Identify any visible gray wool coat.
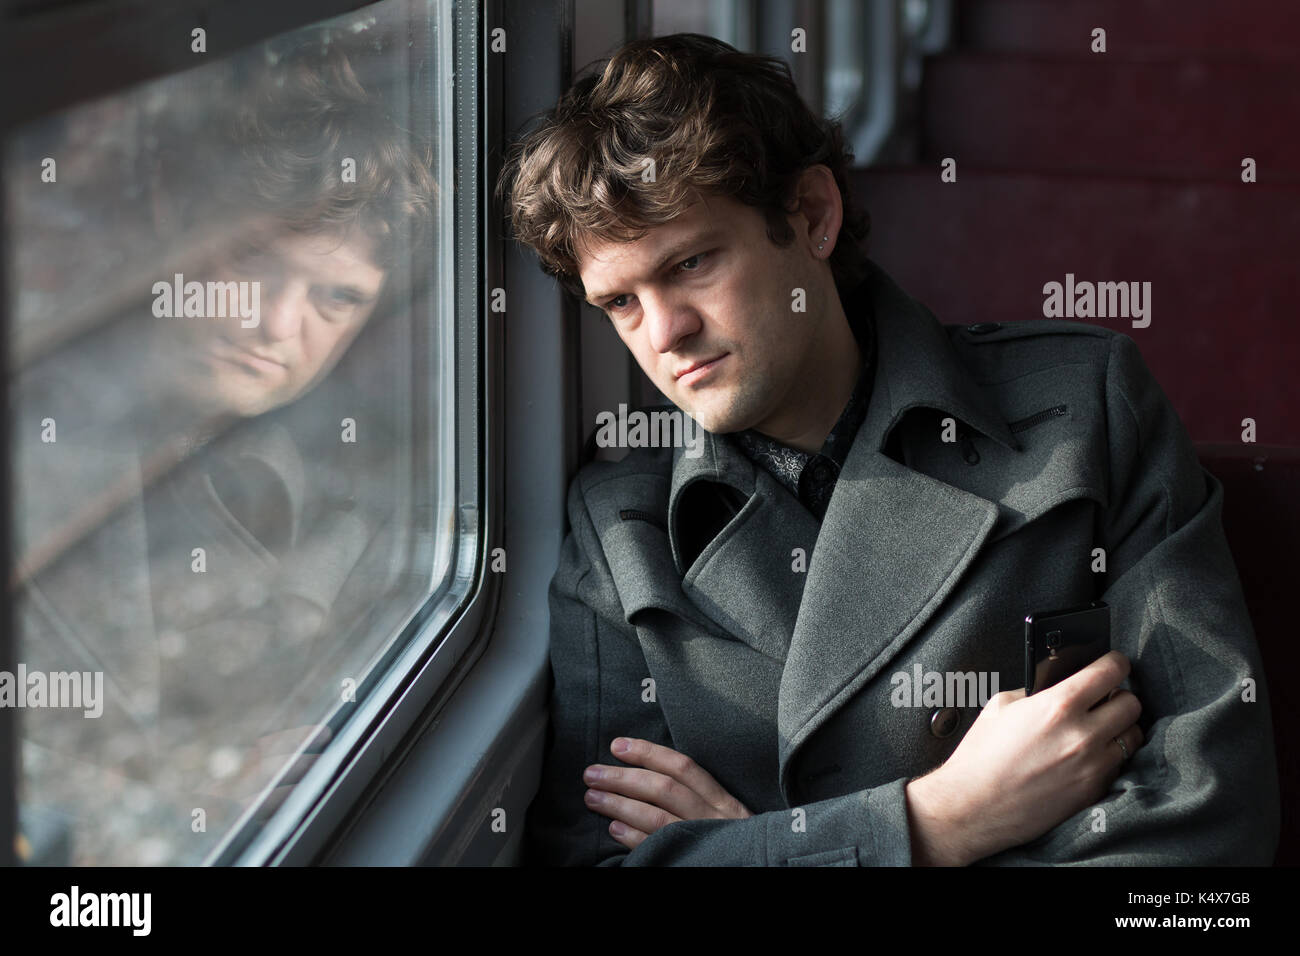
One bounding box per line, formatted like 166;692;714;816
524;260;1281;866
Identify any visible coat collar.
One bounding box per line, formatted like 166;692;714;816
663;259;1024;800
853;258;1022;457
667;258;1021;568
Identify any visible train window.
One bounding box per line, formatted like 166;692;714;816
6;0;474;865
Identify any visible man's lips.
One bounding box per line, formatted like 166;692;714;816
675;353;728;384
211;341;288;374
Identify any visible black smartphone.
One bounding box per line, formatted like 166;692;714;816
1024;601;1110;695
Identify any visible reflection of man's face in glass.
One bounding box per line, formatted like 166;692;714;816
156;228;388;418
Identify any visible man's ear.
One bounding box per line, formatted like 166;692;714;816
794;164;843;258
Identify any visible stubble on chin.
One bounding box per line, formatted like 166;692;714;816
678;384;749;436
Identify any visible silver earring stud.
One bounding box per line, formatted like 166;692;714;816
818;234;828;251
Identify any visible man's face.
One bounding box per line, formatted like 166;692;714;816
158;229;387;417
576;192;835;438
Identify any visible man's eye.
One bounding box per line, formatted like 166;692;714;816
314;288;368;319
603;252;708;315
323;288;363;306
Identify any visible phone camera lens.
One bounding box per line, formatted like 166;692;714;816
1046;629;1062;649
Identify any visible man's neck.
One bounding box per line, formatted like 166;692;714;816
750;295;862;454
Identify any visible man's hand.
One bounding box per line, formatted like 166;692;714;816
906;650;1144;865
201;724;333;821
583;738;753;850
248;724;333;820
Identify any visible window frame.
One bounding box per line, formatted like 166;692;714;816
325;0;574;866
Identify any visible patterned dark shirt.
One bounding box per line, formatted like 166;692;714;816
730;284;877;521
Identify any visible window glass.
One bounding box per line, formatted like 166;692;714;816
5;0;456;865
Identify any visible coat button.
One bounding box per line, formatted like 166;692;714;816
966;323;1002;334
930;707;960;738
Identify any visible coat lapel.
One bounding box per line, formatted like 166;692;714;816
774;444;998;794
667;430;821;661
774;261;1028;797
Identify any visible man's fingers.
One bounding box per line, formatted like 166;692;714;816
271;751;318;787
1101;724;1145;780
1050;650;1131;711
584;787;682;836
255;784;294;822
601;737;739;812
584;764;718;820
256;724;332;756
1083;686;1143;744
609;821;650;850
213;726;333;809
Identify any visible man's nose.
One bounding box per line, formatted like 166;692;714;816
642;289;700;356
258;279;309;342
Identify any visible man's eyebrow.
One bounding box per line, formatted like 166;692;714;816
324;282;379;301
584;229;725;306
304;262;384;299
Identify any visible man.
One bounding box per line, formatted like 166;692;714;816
500;34;1280;865
12;31;436;864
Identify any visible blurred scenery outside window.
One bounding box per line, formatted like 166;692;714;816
5;0;456;865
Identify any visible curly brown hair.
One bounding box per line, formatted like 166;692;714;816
155;32;437;273
497;33;870;301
